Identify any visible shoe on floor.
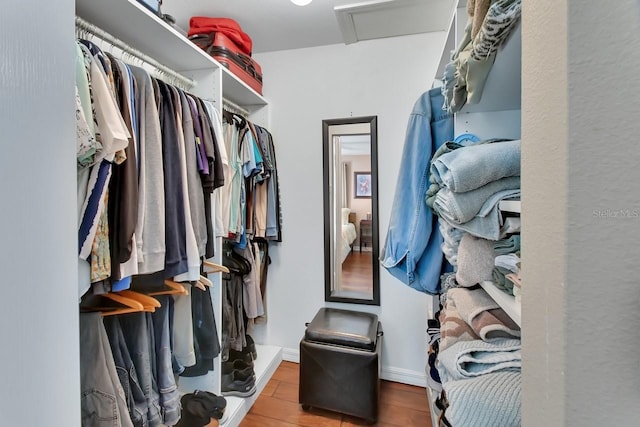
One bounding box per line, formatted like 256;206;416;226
176;390;227;426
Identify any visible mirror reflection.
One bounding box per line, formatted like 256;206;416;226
323;116;379;305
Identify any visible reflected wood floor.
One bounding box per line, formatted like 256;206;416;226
239;361;432;427
341;251;373;293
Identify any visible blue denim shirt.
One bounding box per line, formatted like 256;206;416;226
380;88;453;294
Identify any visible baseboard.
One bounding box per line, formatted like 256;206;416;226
381;366;427;387
282;347;300;363
283;346;426;387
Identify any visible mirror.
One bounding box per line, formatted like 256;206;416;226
323;116;380;305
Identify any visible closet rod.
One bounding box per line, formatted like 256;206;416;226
222;98;250;117
75;16;196;90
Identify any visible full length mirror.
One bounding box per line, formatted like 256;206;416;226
323;116;379;305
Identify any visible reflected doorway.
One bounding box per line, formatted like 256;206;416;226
323;116;379;305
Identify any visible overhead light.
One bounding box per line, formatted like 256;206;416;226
291;0;312;6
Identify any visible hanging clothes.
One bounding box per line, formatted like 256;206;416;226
380;88;454;295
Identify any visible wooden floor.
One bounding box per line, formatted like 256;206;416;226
341;251;373;293
239;361;432;427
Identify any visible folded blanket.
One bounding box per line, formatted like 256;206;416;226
438;338;521;383
439;296;480;352
495;253;520;272
492;266;515;295
440;187;521;240
427;139;513;208
431;140;521;193
494;235;521;255
433;176;521;225
456;234;495;287
448;287;520;340
443;371;521;427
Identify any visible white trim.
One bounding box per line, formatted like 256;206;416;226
381;366;427;387
282;347;300;363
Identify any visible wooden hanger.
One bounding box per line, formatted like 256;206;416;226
117;290;161;312
83;293;145;317
148;280;189;296
203;260;230;274
193;280;206;291
199;275;213;287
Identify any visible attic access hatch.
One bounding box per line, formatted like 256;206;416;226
334;0;453;45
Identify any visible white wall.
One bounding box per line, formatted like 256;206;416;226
523;0;640;425
252;32;446;383
0;1;80;425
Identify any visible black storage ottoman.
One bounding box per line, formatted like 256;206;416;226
299;308;383;423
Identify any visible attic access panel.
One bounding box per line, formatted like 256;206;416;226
334;0;453;44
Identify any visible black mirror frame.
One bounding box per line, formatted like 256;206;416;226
322;116;380;306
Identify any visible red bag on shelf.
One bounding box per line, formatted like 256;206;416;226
188;16;252;56
189;32;263;95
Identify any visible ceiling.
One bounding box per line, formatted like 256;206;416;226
162;0;455;54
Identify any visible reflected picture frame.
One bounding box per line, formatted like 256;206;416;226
354;171;372;198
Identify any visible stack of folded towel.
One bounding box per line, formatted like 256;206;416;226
436;286;522;426
428;139;521;241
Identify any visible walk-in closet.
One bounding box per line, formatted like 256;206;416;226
2;1;640;426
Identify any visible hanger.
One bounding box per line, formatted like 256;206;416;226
117;290;161;312
203;260;230;274
193;279;206;291
81;292;145;317
147;280;189;296
199;275;213;287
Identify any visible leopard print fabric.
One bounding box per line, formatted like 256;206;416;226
471;0;521;61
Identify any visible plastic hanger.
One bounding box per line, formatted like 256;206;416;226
203;260;230;274
148;280;189;296
117;290;161;312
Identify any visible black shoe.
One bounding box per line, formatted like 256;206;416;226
222;360;254;381
179;357;213;378
228;348;254;364
177;390;227;424
221;372;257;398
244;334;258;360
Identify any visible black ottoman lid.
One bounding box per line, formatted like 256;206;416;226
305;308;380;351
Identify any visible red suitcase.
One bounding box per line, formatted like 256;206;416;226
188;17;252;56
190;32;263;95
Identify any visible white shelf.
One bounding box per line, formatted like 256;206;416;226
499;199;521;214
75;0;268;107
480;281;521;327
222;344;283;427
426;386;441;427
459;21;521;114
437;1;521;113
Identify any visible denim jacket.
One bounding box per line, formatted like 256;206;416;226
380;88;453;294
